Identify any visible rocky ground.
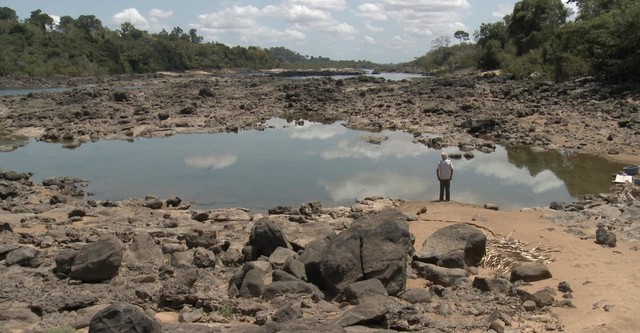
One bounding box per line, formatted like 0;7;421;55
1;72;640;333
0;72;639;164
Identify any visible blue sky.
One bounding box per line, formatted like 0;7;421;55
3;0;576;64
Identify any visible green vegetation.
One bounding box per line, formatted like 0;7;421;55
413;35;479;74
0;7;374;76
216;301;236;318
0;7;281;76
413;0;640;82
268;46;378;69
2;2;639;82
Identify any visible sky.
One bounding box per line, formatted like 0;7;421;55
3;0;576;64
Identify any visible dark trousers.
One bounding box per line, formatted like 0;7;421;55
439;179;451;201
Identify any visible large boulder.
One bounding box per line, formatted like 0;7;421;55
303;209;413;296
55;235;124;282
249;217;292;257
414;223;486;268
88;302;160;333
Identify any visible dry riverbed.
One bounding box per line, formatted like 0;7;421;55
1;72;640;333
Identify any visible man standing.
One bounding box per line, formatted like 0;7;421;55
437;152;454;201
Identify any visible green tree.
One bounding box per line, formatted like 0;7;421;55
57;16;74;33
475;22;508;48
453;30;470;43
76;15;103;36
0;7;18;21
507;0;568;55
26;9;54;31
188;28;203;43
431;35;451;50
567;0;623;21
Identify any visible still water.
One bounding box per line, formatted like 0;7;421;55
0;119;625;212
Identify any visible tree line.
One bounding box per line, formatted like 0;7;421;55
0;7;374;76
415;0;639;82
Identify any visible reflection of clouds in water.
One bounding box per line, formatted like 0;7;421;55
185;154;238;170
320;172;427;201
322;135;428;160
475;160;563;193
289;122;348;140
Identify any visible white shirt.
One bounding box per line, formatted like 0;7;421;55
437;159;454;180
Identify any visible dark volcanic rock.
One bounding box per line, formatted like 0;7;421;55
183;228;217;249
344;279;389;305
55;235;124;282
304;209;412;296
89;302;161;333
5;246;39;267
510;262;552;282
414;223;486;268
595;225;617;247
411;262;468;287
472;276;512;293
249;217;292;257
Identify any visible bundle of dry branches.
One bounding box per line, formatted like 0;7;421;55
480;232;557;277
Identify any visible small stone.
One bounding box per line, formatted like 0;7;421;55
523;300;537;311
595;226;617;247
484;203;499;211
549;202;564;210
558;281;572;293
603;304;614;312
191;212;209;222
555;299;576;308
490;319;505;333
68;208;86;218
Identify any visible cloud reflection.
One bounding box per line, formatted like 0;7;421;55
185;154;238;170
289;122;349;140
474;160;563;193
320;171;427;201
322;134;428;160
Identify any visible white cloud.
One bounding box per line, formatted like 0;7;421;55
185;154;238;170
363;35;376;44
50;15;60;26
112;8;149;29
365;22;384;32
357;0;471;38
321;133;427;160
492;3;512;18
149;9;173;19
321;171;427;201
196;2;357;45
474;160;564;194
289;0;348;11
284;5;331;23
358;3;388;21
289;122;349;140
